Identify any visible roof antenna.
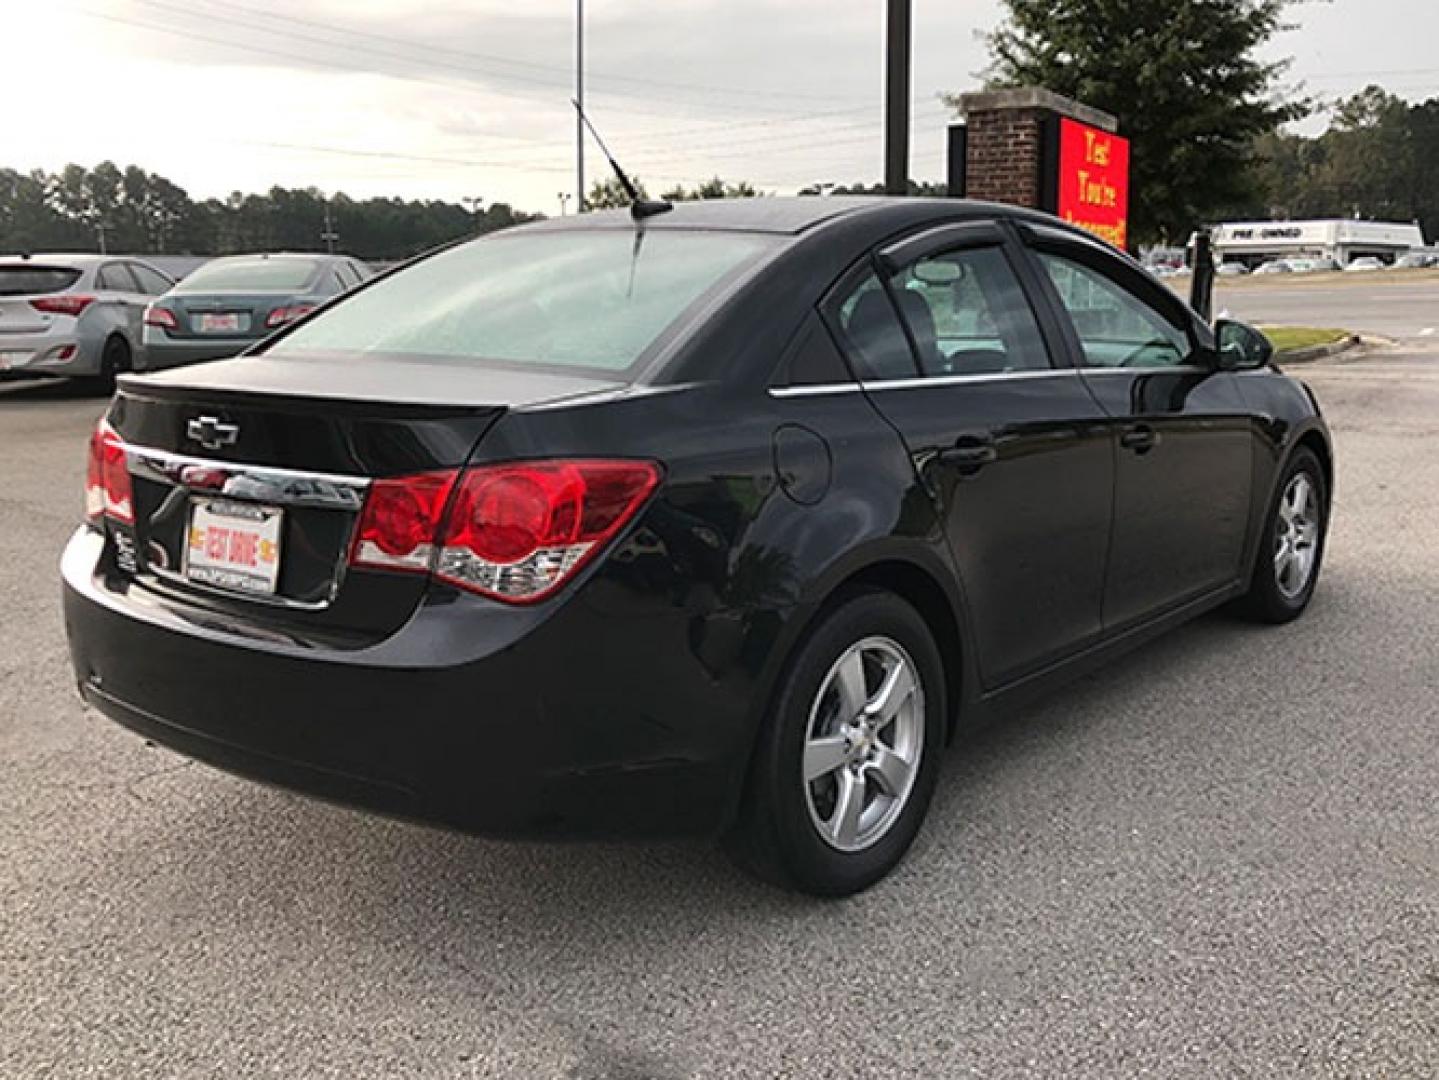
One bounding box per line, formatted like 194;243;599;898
571;99;673;221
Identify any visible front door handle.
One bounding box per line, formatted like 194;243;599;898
937;436;997;470
1119;424;1158;454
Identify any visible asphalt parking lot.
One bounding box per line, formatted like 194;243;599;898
3;332;1438;1076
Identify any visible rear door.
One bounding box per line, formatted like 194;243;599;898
97;261;144;341
823;221;1114;688
1017;225;1253;630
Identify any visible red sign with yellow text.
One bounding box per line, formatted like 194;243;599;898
1055;117;1130;249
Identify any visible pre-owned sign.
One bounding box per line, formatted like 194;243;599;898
1048;117;1131;249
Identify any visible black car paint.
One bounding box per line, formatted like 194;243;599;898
62;197;1332;840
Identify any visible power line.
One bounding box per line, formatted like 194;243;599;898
111;0;873;120
168;0;851;106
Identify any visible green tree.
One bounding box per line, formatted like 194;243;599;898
661;177;761;201
585;175;647;209
968;0;1306;244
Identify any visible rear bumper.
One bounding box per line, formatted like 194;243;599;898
62;527;755;839
0;330;92;375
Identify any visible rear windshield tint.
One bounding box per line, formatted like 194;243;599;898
177;258;320;293
267;229;776;374
0;267;82;296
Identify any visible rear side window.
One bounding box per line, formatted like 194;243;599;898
888;246;1051;376
179;259;320;293
0;267;81;296
97;264;139;292
269;230;776;374
130;264;174;295
830;271;919;381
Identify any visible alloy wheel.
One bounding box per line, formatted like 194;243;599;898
801;636;925;853
1274;472;1321;599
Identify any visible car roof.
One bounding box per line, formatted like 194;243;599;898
0;253;170;268
520;195;1047;237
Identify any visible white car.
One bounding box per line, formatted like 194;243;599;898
0;254;174;385
1345;257;1385;272
1216;262;1250;276
1252;260;1292;275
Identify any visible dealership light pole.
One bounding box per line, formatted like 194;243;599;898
884;0;912;195
575;0;586;212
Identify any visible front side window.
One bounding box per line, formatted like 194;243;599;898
889;245;1051;376
269;230;775;375
1037;252;1192;369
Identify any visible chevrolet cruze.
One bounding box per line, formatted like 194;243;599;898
62;198;1332;895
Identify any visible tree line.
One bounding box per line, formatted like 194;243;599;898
0;162;542;261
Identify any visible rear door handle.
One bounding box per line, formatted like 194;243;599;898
937;436;997;470
1119;424;1158;454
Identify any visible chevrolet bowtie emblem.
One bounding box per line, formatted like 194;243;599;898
186;415;239;451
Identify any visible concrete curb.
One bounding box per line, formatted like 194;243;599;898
1275;334;1363;365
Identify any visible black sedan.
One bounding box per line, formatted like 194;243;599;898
62;198;1332;896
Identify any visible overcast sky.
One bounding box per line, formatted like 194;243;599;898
11;1;1439;214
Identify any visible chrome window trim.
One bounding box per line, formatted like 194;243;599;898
122;444;371;511
768;362;1213;397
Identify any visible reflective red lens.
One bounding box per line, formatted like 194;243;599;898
346;459;660;603
85;420;133;525
449;465;585;564
32;294;95;318
266;304;316;329
144;304;178;330
349;471;457;571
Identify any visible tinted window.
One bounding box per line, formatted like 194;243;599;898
129;264;174;295
178;258;321;293
889;245;1050;376
0;267;81;296
271;230;775;374
1037;252;1191;368
97;264;139;293
831;270;918;381
332;262;357;289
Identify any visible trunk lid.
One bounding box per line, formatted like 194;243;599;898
164;291;311;342
107;354;626;642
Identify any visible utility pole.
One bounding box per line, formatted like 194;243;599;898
320;201;339;254
884;0;912;196
462;195;484;233
95;221;110;255
575;0;586;212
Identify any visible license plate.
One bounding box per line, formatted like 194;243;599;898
197;312;245;334
0;351;28;370
185;498;283;596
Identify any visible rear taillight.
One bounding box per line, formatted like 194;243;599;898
85;420;134;525
349;459;660;603
144;304;178;330
32;294;95;318
266;304;316;329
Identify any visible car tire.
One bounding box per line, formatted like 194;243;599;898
1236;446;1328;623
90;335;131;393
726;589;946;897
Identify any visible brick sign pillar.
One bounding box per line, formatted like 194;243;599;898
948;87;1120;213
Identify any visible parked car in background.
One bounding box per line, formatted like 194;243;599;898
1345;257;1385;272
0;254;174;386
1216;262;1250;276
1311;257;1341;273
1253;260;1292;275
1394;252;1436;269
140;253;371;371
64;197;1334;896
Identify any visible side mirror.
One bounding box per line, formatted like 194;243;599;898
1214;319;1274;371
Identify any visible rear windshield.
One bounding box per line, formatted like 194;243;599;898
0;266;82;296
267;229;776;374
177;258;320;293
